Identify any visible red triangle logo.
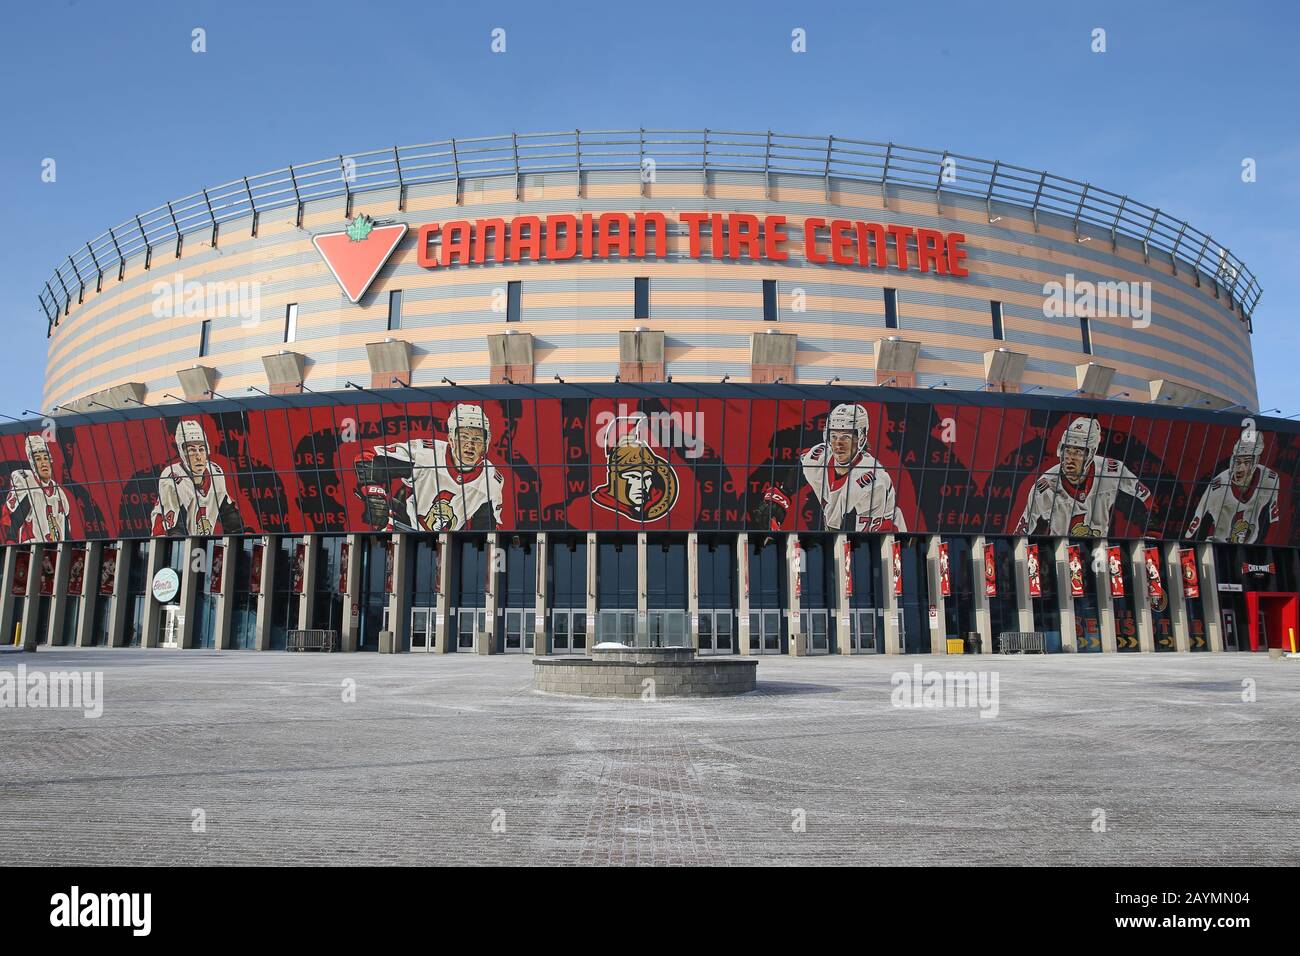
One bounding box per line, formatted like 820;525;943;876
312;220;408;303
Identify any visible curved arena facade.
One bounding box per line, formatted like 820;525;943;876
6;130;1296;657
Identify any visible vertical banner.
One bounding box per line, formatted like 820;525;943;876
434;540;441;595
39;549;55;596
983;543;997;597
67;546;86;597
250;543;264;595
1026;543;1042;598
892;541;902;597
1067;545;1085;597
209;544;225;595
12;551;30;596
1108;545;1125;597
1144;546;1167;612
792;538;802;599
843;540;853;599
98;547;118;596
938;542;951;597
383;540;394;595
1180;548;1200;598
292;543;306;594
337;541;350;594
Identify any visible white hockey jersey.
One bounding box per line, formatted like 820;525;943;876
375;438;504;531
800;443;905;532
1015;456;1150;537
1185;465;1279;544
4;470;71;543
151;461;238;536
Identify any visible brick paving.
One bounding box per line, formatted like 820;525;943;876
0;649;1297;866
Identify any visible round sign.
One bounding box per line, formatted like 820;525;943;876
151;567;180;603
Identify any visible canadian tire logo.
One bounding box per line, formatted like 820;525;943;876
312;214;407;303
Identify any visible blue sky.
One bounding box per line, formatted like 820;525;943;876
1;0;1296;413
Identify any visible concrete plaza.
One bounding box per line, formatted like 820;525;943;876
0;649;1296;866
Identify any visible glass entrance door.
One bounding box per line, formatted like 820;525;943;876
646;609;687;647
848;608;880;653
503;609;535;653
456;608;485;651
748;610;783;654
598;609;636;645
800;609;830;654
410;607;436;652
698;609;735;655
551;609;588;654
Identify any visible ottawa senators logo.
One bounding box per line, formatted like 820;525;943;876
591;415;679;521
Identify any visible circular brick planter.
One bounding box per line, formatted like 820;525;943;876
533;645;757;698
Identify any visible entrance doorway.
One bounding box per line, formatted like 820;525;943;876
456;608;487;651
1244;592;1299;652
698;609;735;655
646;609;688;647
598;609;636;645
748;610;783;654
410;607;437;652
846;608;880;653
502;608;535;653
160;604;181;648
799;608;830;654
551;609;587;654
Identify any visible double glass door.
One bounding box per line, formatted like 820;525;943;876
799;609;830;654
646;609;688;647
552;609;588;654
598;609;636;645
698;609;735;655
748;610;783;654
410;607;438;652
846;608;880;653
456;608;487;651
502;609;535;653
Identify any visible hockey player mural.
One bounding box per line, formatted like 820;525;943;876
1184;434;1279;544
354;403;504;531
754;403;905;532
150;420;245;537
3;435;73;543
1014;417;1151;538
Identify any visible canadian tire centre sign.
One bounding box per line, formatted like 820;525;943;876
314;211;972;300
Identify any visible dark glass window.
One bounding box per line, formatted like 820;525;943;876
198;319;211;357
634;277;650;320
547;536;587;609
506;281;522;322
1080;315;1092;354
990;300;1004;340
762;279;778;321
597;537;638;610
387;290;403;331
884;288;899;329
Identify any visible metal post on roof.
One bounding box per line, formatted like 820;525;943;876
1169;221;1186;277
39;294;55;326
985;160;1001;224
67;256;84;305
166;201;182;258
242;177;257;236
934;151;948;214
450;138;462;205
287;163;304;228
1110;196;1126;252
823;134;834;202
202;188;218;248
85;242;102;293
135;214;152;271
44;282;59;325
763;131;773;200
573;129;581;198
1071;184;1090;243
512;132;521;202
1192;234;1210;288
638;128;646;198
338;155;353;220
107;225;125;282
1140;209;1159;264
54;269;72;318
1030;171;1046;232
880;143;893;209
701;128;710;197
392;146;405;212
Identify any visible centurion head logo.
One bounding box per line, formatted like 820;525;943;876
312;213;408;303
591;415;679;521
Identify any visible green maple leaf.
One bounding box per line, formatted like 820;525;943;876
346;214;375;242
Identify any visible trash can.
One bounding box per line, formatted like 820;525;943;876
965;631;981;654
378;629;395;654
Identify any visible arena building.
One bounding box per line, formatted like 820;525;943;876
5;129;1296;657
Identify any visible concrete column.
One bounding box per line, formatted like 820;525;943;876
686;532;700;651
435;534;452;653
881;534;901;655
46;543;73;647
139;539;165;648
533;532;548;655
106;544;130;648
635;532;648;645
296;535;317;630
1012;538;1034;633
176;538;200;649
736;533;751;656
1094;540;1117;653
835;534;851;655
969;536;991;654
0;547;18;647
1054;539;1077;652
1163;542;1191;653
19;545;40;651
927;536;948;654
585;532;597;652
213;537;237;650
1130;541;1155;653
1197;542;1225;652
74;543;101;647
387;533;412;651
478;534;496;654
787;536;803;656
254;537;277;651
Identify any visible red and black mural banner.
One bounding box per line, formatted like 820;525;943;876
11;551;29;596
1108;545;1126;597
1144;546;1167;612
843;540;853;599
1180;548;1200;598
984;543;997;597
209;544;225;595
250;543;264;595
98;546;117;595
1067;545;1086;597
38;548;55;596
938;541;951;597
67;545;86;596
337;541;350;594
291;543;306;594
1027;543;1042;597
0;394;1295;544
891;540;902;596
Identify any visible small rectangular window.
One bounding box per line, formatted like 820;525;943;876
387;290;403;331
762;279;778;321
634;277;650;320
1080;315;1092;355
198;319;211;358
884;288;898;329
284;303;298;343
506;281;522;323
990;300;1004;340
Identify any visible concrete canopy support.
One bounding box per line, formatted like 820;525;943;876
874;336;920;388
1163;542;1191;653
254;537;277;651
1053;539;1078;652
106;544;130;648
1012;538;1034;634
636;532;648;644
618;329;664;383
750;330;797;384
18;546;40;651
435;533;451;654
262;351;307;395
488;331;535;384
46;543;73;647
176;538;200;649
585;532;597;652
686;532;699;651
927;536;948;654
74;543;102;647
787;536;803;656
58;382;146;416
533;532;548;655
1130;541;1155;653
387;533;412;651
1094;540;1117;653
835;534;851;655
213;537;237;650
1197;543;1225;652
1075;362;1117;400
296;536;317;630
1148;379;1236;411
478;534;496;654
177;365;218;402
736;533;751;656
366;338;413;389
139;539;165;648
880;534;901;655
983;347;1028;393
969;535;991;654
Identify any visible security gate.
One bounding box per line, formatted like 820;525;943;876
502;609;535;653
800;608;831;654
748;610;783;654
551;609;588;654
698;609;735;655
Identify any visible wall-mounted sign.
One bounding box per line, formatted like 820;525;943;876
38;549;55;596
1108;546;1126;598
67;546;86;597
1242;561;1276;575
209;544;225;595
1067;546;1086;597
12;551;30;596
892;541;902;597
1026;543;1042;598
1180;549;1200;598
983;543;997;597
1219;583;1244;593
1144;547;1167;612
938;542;951;597
151;567;180;603
249;543;264;595
99;547;118;596
313;214;409;303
